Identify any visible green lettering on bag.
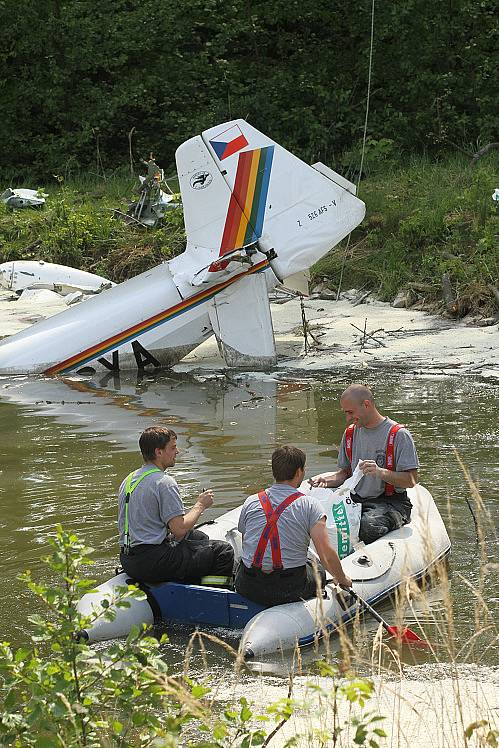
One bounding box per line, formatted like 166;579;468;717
332;500;351;559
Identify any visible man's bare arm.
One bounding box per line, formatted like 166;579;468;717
358;461;418;490
308;467;351;489
168;490;213;540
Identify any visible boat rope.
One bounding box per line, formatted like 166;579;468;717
336;0;375;301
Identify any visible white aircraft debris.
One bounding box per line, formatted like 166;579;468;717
1;188;47;209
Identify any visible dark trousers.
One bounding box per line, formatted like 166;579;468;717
353;492;412;545
120;529;234;584
234;559;326;607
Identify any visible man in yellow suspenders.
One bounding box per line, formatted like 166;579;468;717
310;384;419;544
118;426;234;584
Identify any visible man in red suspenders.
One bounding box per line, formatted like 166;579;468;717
235;445;352;607
310;384;419;545
118;426;234;584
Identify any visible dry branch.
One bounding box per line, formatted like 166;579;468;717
471;142;499;166
441;272;458;316
350;321;387;348
352;290;371;306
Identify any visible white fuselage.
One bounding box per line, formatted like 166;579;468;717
0;260;112;295
0;256;275;375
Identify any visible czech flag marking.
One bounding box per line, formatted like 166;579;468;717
210;124;249;161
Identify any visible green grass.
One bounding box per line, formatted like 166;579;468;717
314;154;499;317
0;167;185;283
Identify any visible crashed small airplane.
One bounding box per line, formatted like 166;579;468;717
0;120;365;376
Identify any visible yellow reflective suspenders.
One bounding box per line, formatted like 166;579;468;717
123;468;162;554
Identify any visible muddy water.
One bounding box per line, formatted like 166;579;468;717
0;371;497;674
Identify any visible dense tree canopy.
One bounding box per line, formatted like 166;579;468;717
0;0;496;178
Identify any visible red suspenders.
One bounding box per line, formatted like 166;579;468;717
384;423;404;495
344;424;356;474
251;490;303;570
344;422;404;496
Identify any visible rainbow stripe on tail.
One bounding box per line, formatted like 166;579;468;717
219;146;274;255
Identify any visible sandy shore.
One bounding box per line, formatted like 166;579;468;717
1;288;498;380
180;292;499;380
213;668;499;748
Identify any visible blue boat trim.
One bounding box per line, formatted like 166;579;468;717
145;580;266;629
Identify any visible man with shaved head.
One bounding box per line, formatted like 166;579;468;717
310;384;419;544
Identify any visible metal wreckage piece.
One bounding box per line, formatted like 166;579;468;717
116;156;180;227
1;188;47;209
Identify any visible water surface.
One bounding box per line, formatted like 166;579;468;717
0;370;497;674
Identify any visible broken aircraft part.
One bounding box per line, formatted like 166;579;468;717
1;188;47;209
0;260;115;296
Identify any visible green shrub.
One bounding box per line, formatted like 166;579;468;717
0;176;186;284
313;154;499;314
0;526;387;748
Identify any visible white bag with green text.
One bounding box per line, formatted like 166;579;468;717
300;462;363;559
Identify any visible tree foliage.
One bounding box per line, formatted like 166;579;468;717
0;0;496;178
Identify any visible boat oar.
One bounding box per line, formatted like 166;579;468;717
342;586;425;644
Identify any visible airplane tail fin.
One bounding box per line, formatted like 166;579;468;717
175;119;365;287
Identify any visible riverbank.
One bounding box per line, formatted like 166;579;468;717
1;288;498;379
180;292;499;380
1;155;498;318
215;667;499;748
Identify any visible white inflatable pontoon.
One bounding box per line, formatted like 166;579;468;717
77;485;450;658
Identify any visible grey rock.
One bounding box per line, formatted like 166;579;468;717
318;289;336;300
310;281;328;294
392;291;408;308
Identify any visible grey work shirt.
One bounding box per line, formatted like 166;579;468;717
238;483;325;570
337;417;419;500
118;464;184;547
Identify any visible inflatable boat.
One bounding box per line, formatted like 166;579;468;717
77;484;450;658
